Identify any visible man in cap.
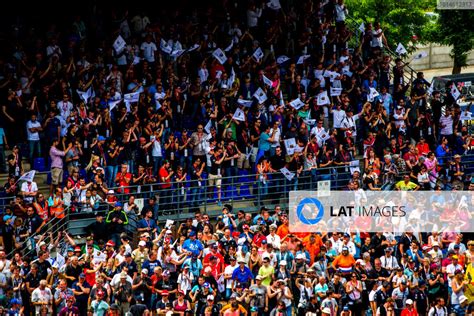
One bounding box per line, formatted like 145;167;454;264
400;299;417;316
105;201;129;246
183;230;204;257
86;212;108;243
119;253;138;279
249;275;267;313
381;247;400;272
91;289;109;315
156;289;173;314
232;258;253;289
132;240;149;274
332;246;356;275
392;280;409;315
114;271;133;314
31;279;53;315
72;272;91;314
131;268;152;305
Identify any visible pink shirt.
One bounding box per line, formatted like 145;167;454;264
50;146;65;169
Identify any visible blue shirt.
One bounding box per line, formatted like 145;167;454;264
0;128;5;145
182;238;204;256
137;218;158;231
231;266;253;284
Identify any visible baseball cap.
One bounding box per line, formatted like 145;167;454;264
452;255;459;260
322;307;331;314
189;231;196;237
296;253;305;260
207;294;215;301
238;259;246;264
141;269;149;275
114;201;123;207
203;282;210;288
432;241;440;247
342;246;349;251
256;275;263;280
454;244;460;249
120;272;127;278
97;290;105;296
405;299;413;305
279;260;287;266
74;246;81;252
106;240;115;247
459;295;468;304
161;290;169;296
243;224;250;229
97;136;106;141
138;240;147;247
107;189;114;194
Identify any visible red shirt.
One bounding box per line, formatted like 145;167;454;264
115;172;132;193
159;167;171;189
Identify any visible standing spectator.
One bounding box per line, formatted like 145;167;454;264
106;202;129;246
26;113;42;166
31;279;53;315
49;139;72;194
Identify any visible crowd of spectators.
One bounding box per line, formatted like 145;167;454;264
0;0;473;315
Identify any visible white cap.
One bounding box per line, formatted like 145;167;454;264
296;253;305;260
459;295;468;304
107;189;114;194
279;260;287;266
405;299;413;305
322;307;331;314
138;240;147;247
432;241;439;246
207;295;215;301
166;229;172;234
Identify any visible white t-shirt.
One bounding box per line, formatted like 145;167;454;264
371;29;383;48
57;101;73;120
140;42;157;62
224;264;238;289
332;109;346;128
446;263;463;287
27;120;41;141
151;136;162;157
31;287;53;314
21;181;38;203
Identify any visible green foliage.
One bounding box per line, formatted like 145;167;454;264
426;10;474;73
345;0;434;52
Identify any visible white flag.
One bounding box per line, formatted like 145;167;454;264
170;49;185;58
329;72;340;82
253;47;264;62
224;41;234;52
228;68;236;88
237;99;253;107
160;39;172;54
215;70;223;79
113;35;126;54
133;56;141;65
277;55;290;64
427;81;435;96
289;98;305;110
330;88;343;96
124;91;140;103
204;119;213;134
187;44;200;52
451;84;461;100
460;111;472;121
280;167;295;181
284;138;297;155
155;99;162;111
279;90;285;107
297;55;310;65
317;91;330;105
359;22;365;33
253;88;268;104
233;108;246;121
396;43;408;55
368;87;379;102
76;89;90;103
413;51;428;60
108;99;122;111
212;48;227;64
263;75;273;87
18;170;36;183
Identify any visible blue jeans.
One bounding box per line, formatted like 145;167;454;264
105;165;118;187
451;304;465;316
189;186;200;207
28;140;41;165
258;179;268;204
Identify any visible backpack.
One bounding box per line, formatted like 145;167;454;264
429;306;448;316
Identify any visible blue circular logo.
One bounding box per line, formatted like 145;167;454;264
297;197;324;225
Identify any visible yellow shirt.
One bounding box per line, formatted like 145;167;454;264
258;264;275;286
395;181;418;191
